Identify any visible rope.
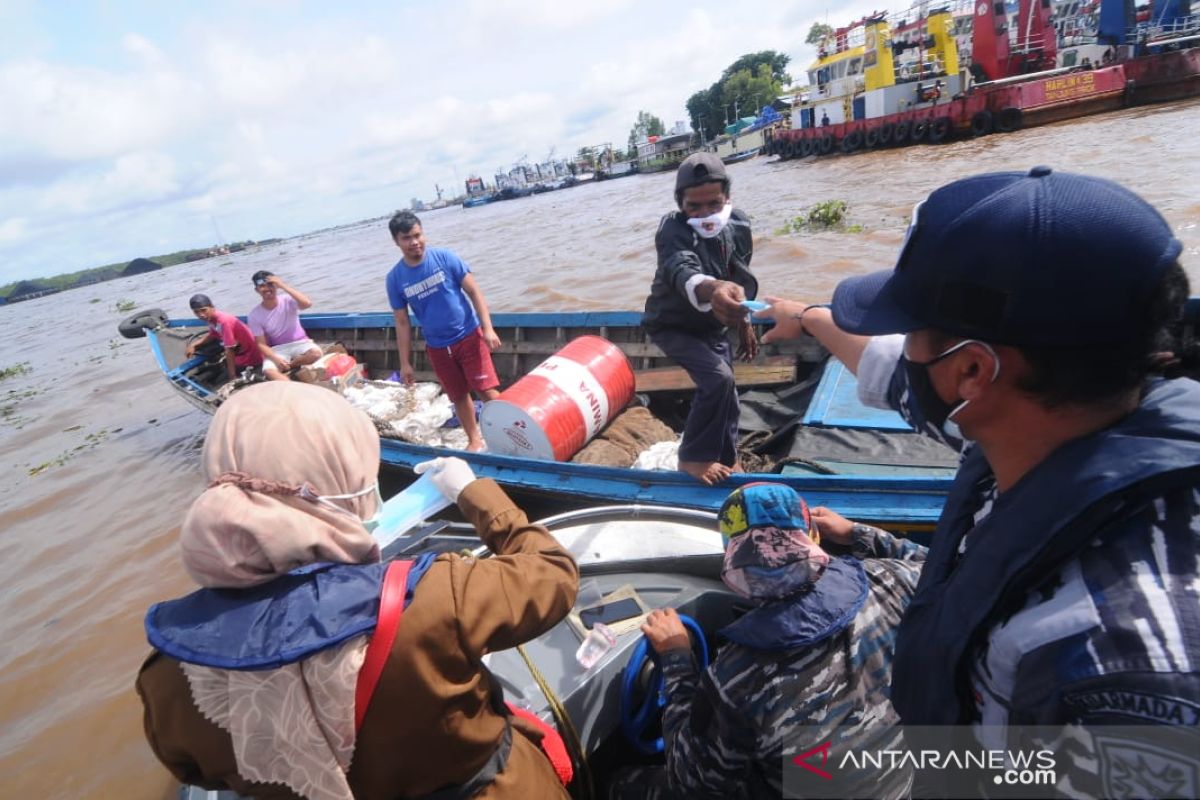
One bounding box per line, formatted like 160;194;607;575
516;644;595;800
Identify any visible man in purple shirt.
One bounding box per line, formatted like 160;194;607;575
247;271;322;381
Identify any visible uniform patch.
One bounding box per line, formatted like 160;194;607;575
1065;689;1200;725
1095;734;1200;799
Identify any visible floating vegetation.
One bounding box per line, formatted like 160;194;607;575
115;299;137;313
90;297;101;304
775;200;863;235
0;362;31;382
28;427;111;476
1;383;38;429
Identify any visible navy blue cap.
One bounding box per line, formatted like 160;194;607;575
831;167;1183;346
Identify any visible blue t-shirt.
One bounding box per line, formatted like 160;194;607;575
386;247;481;348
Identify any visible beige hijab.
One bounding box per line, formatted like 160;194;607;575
181;381;381;587
176;381;383;800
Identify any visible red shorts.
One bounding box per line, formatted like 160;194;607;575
426;328;499;402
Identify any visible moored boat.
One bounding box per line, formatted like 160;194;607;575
767;0;1200;160
119;309;959;529
720;149;759;165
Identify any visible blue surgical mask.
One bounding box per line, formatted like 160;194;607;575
899;339;999;445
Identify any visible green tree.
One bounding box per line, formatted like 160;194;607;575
806;22;834;46
722;63;780;121
687;51;791;142
627;110;666;154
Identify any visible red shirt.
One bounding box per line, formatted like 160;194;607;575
208;310;263;368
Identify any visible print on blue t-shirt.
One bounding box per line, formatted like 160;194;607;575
386;247;481;348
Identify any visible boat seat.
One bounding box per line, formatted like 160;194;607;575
801;358;912;431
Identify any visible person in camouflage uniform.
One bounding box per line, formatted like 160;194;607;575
611;482;924;799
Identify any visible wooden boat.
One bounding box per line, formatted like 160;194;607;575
720;149;759;165
118;309;960;530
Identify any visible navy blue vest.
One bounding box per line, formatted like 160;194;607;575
891;378;1200;724
145;554;436;670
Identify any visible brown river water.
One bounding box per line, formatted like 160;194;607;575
1;100;1198;798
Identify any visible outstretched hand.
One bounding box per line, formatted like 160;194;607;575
641;607;691;655
414;456;478;502
709;281;748;327
758;296;817;344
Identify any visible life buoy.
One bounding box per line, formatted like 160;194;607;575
118;308;169;339
818;134;834;154
996;107;1023;133
971;110;994;136
928;117;951;143
893;120;911;144
879;122;895;146
864;127;880;148
911;119;930;141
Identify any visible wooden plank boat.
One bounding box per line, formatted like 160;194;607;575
120;309;959;529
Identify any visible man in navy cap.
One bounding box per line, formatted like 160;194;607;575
828;168;1200;795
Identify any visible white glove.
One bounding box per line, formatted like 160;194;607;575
413;456;477;503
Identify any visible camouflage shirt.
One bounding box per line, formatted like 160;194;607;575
658;531;925;799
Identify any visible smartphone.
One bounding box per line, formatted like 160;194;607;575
578;598;644;630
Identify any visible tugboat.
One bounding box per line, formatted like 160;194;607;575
767;0;1200;160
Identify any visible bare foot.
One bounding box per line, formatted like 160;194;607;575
466;439;487;453
679;460;733;486
731;461;745;473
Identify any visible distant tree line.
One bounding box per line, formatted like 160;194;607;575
0;240;278;300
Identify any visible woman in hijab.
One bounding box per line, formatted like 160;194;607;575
136;381;578;799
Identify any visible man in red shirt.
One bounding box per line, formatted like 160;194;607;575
185;294;263;381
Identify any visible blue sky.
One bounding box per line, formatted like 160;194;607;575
0;0;881;284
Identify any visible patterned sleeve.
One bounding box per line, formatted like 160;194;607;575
850;523;927;563
660;651;757;796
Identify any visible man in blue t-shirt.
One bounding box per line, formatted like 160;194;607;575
386;211;501;452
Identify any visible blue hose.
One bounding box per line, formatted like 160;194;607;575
618;614;709;755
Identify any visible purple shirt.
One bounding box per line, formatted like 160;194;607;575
248;294;307;346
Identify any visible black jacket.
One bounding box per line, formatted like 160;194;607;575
642;208;756;335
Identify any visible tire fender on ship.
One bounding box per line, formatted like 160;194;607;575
893;120;910;145
996;107;1023;133
911;119;929;141
841;131;863;153
879;122;895;146
819;134;834;154
971;110;994;137
928;117;952;143
864;127;880;148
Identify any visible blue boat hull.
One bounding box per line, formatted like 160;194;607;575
130;309;955;529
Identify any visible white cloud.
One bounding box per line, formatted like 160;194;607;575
0;56;196;162
38;151;180;215
0;217;27;244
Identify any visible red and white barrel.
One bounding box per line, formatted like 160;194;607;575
481;336;635;461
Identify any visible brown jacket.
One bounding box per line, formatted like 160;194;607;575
137;479;578;799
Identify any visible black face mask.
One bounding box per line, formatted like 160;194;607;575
898;339;999;449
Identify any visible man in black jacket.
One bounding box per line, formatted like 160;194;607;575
642;153;758;485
